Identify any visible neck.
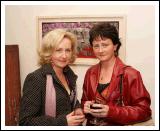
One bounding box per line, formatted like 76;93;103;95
100;56;116;70
99;56;116;82
52;65;64;76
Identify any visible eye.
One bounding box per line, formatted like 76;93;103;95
93;44;99;49
102;44;108;48
55;49;63;53
66;49;71;52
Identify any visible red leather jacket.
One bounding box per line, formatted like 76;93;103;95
81;57;151;125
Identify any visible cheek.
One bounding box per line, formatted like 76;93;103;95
94;52;99;56
93;51;102;57
51;55;58;62
69;53;72;58
106;47;115;53
93;49;98;54
66;53;72;59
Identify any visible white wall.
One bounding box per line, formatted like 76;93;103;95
5;5;155;121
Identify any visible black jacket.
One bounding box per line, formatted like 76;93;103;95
19;64;80;126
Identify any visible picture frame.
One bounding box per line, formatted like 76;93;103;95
37;15;126;65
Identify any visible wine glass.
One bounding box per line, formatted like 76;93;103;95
89;97;102;125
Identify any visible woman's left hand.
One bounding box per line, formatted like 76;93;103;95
74;108;84;115
90;104;109;118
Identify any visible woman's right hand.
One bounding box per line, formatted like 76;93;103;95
83;101;94;114
66;111;85;126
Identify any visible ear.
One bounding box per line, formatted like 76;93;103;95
114;44;118;51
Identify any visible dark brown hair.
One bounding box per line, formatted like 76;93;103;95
89;23;121;56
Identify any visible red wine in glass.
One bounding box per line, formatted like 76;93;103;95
90;104;102;109
89;98;102;125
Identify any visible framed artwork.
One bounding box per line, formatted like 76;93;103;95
37;16;126;65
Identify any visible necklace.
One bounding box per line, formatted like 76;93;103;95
100;76;103;80
100;74;104;80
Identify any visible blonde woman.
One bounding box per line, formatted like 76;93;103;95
19;29;85;126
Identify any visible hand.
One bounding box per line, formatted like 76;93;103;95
74;108;84;115
83;101;94;114
66;111;85;126
90;104;109;118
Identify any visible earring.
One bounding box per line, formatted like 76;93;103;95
114;50;118;56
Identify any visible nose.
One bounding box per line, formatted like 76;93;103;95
62;51;67;58
98;46;103;52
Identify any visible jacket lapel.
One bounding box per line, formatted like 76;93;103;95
42;64;77;91
101;57;127;101
90;64;101;96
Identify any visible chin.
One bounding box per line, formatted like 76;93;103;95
98;55;113;61
98;57;108;61
59;63;68;68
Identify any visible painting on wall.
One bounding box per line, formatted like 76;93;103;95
37;16;126;65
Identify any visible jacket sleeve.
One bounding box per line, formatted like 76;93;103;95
81;71;90;108
107;71;152;125
73;86;82;109
19;73;68;126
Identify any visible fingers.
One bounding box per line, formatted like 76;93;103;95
67;113;85;126
74;115;85;122
74;108;84;115
90;105;109;117
83;101;109;117
84;101;93;113
67;111;75;117
71;115;85;126
91;103;103;109
84;101;93;108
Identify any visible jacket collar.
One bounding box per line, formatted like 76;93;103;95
112;57;128;77
90;57;128;96
92;57;127;78
99;57;129;100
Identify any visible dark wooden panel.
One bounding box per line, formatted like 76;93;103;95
5;45;21;126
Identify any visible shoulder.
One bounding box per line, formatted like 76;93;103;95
86;64;99;74
22;67;46;94
25;64;54;80
24;67;44;83
124;66;141;79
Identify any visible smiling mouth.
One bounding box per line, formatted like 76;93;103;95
60;60;67;62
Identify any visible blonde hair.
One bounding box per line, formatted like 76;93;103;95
38;29;77;66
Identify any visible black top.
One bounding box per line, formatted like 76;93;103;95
97;83;110;93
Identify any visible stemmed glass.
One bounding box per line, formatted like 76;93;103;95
89;97;102;125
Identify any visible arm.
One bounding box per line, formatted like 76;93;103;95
81;72;89;108
19;73;67;126
107;71;152;125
